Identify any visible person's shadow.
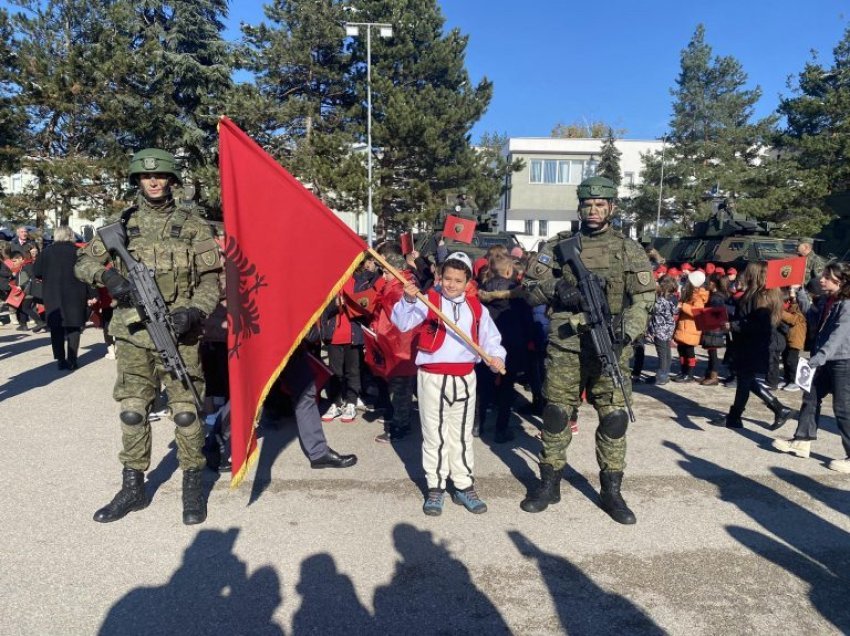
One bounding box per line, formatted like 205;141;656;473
99;528;284;635
666;440;850;632
248;408;299;506
372;523;511;634
291;554;372;634
508;531;665;635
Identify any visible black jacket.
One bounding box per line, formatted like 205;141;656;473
33;242;95;328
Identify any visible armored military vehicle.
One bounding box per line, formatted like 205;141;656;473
653;211;799;269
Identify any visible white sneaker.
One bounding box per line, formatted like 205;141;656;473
355;397;367;411
781;382;800;392
321;404;343;422
105;344;116;360
771;437;811;458
340;402;357;423
827;457;850;473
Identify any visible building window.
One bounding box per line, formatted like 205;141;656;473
531;158;596;185
524;220;533;235
538;220;548;236
11;174;22;194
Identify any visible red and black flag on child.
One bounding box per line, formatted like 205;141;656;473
218;117;366;487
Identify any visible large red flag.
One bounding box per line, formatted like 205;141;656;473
218;117;367;487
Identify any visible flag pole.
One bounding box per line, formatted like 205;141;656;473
368;248;505;374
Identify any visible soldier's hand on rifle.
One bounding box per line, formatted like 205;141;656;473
101;269;133;303
555;279;585;312
172;307;203;337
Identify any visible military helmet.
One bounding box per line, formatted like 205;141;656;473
128;148;181;184
576;176;617;200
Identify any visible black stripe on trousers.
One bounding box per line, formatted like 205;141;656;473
436;374;448;491
459;375;473;484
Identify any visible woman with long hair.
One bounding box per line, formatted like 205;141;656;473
711;262;792;429
773;262;850;470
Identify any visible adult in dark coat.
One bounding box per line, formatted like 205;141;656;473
33;226;95;370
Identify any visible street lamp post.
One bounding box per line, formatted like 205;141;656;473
655;134;666;237
345;21;393;247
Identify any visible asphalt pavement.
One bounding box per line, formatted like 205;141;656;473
1;326;849;635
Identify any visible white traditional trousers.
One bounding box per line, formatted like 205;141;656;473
418;369;477;490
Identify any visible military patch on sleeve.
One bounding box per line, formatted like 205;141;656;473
90;241;107;257
637;271;652;286
537;253;552;265
200;250;218;268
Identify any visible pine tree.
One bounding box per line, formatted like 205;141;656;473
347;0;493;235
239;0;365;212
774;25;850;239
0;8;26;177
632;25;775;235
596;128;622;187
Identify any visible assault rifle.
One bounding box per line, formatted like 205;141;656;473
98;221;203;411
554;235;635;422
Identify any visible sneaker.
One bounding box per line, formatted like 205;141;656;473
423;489;445;516
771;438;811;458
148;407;170;422
374;432;392;444
452;486;488;514
781;382;800;392
355;397;368;411
827;457;850;473
321;404;343;422
340;403;357;423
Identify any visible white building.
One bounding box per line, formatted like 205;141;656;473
501;137;664;250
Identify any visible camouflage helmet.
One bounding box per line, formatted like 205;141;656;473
576;176;617;200
128;148;181;184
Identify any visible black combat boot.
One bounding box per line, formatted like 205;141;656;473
599;471;636;525
520;464;562;513
93;468;148;523
182;469;207;525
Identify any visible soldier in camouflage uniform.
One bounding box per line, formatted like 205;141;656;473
797;238;827;284
75;149;222;525
520;176;655;524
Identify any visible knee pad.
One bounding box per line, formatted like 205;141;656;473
120;411;145;426
173;412;197;428
542;403;569;435
599;410;628;439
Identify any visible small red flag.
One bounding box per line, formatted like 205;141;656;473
400;231;414;255
219;117;366;487
765;257;806;289
442;214;476;244
692;306;728;332
344;287;377;316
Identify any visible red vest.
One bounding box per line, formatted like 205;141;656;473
417;289;482;353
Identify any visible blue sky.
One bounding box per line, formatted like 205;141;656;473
3;1;846;141
227;0;848;141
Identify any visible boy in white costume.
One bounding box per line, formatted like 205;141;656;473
392;252;506;515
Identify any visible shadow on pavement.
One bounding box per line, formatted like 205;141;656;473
292;554;372;634
640;383;720;430
248;415;298;506
146;442;179;501
0;360;60;401
371;523;511;634
508;530;665;635
0;332;46;359
666;440;850;632
99;528;284;636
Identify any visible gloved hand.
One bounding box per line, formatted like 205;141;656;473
171;307;203;337
101;269;133;304
555;279;584;311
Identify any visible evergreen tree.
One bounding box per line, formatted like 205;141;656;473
774;25;850;238
348;0;493;234
632;25;775;235
0;8;26;177
596;128;622;187
239;0;365;212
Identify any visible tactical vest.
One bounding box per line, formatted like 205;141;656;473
417;289;482;353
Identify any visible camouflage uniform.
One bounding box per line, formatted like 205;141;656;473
525;227;655;472
75;195;221;471
804;250;827;284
